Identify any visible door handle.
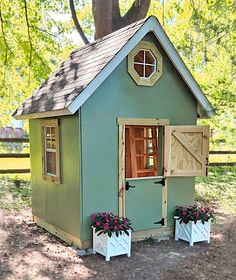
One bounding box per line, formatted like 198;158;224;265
125;182;136;191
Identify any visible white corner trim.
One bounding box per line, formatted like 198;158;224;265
67;16;214;117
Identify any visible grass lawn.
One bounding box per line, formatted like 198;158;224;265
195;167;236;214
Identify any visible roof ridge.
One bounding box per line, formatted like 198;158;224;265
70;17;148;55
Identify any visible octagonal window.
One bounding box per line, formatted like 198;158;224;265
128;41;163;86
134;49;156;78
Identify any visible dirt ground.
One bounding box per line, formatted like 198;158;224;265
0;207;235;280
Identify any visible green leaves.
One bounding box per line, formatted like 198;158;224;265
148;1;235;150
0;0;76;126
90;212;133;237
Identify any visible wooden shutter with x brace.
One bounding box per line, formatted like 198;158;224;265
164;125;209;177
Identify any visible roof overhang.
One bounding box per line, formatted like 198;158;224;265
15;16;214;120
14;108;72;120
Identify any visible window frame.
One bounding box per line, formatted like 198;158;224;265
133;49;156;79
125;125;159;179
128;41;163;86
41;119;61;184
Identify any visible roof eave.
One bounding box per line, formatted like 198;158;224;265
13;108;72;120
197;103;215;119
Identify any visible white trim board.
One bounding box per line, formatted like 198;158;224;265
68;16;214;118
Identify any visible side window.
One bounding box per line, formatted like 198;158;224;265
41;119;60;184
125;126;161;178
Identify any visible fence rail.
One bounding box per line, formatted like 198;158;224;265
209;151;236;155
0;153;30;158
209;162;236;167
0;138;29;143
0;137;30;174
0;137;235;173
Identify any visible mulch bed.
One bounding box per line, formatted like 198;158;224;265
0;208;235;280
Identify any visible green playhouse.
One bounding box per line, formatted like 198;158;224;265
14;16;214;249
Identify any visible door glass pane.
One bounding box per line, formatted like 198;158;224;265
125;126;158;178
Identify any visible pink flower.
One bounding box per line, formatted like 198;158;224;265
104;224;109;230
114;225;119;230
182;211;187;216
90;213;97;221
96;221;101;227
105;217;110;223
114;220;118;223
119;225;123;229
196;213;199;218
124;219;129;224
102;212;108;217
110;212;114;216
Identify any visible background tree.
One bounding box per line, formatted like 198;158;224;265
0;0;235;150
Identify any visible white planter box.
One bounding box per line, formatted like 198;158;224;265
174;216;211;246
92;227;131;261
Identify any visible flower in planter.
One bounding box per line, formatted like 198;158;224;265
174;204;215;224
90;212;133;237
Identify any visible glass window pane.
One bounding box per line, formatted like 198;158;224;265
46;127;51;138
134;63;144;77
46;139;52;149
51;138;56;149
46;152;56;175
145;65;155;77
134;50;144;63
145;50;155;64
51;127;56;138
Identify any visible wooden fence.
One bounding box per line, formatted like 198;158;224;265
0;138;30;174
208;150;236;167
0;138;235;174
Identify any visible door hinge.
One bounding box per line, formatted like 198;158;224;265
154;218;165;226
154;178;165;186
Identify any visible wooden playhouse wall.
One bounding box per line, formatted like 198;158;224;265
29;114;82;243
79;34;197;242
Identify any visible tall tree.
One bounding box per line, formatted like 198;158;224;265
69;0;151;41
0;0;235;149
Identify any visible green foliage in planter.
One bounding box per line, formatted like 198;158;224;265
91;212;133;238
174;204;215;224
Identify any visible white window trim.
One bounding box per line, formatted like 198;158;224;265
134;48;156;79
44;126;57;176
41;119;61;184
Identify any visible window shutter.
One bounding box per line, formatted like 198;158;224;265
164;125;209;177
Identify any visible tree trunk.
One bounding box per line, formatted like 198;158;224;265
69;0;151;43
93;0;151;39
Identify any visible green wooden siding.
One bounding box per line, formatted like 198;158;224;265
80;34;197;240
29;114;81;239
29;33;198;243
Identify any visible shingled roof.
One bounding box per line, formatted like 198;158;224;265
14;16;214;119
